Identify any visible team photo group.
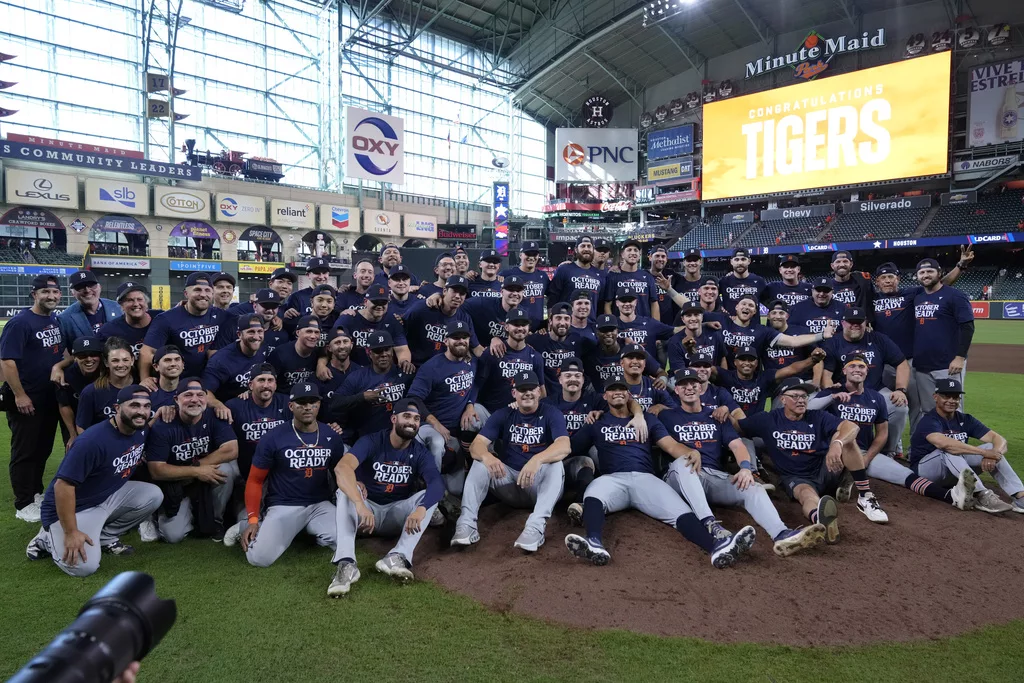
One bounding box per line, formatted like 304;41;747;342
4;236;1021;597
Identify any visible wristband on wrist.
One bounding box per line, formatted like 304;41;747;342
815;332;824;342
247;513;259;524
739;461;754;471
831;439;844;448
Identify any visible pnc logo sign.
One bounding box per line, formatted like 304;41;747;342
562;143;585;165
352;116;400;176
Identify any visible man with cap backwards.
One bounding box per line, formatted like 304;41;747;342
718;248;767;315
451;244;472;275
229;266;296;316
209;272;237;313
148;345;185;414
601;239;661;320
584;314;662;392
2;274;66;523
819;307;910;458
719;294;829;369
910;377;1024;514
499;241;548;324
762;300;815;380
620;344;679;413
315;328;355;412
26;385;163;576
547;235;606;319
648;245;686;326
374;243;421;289
476;308;546;415
329;397;444;595
58;269;120;347
451;370;570;552
146;377;239;542
467;249;504;298
385;265;417;322
764;255;812;307
141;272;225;381
564;371;756;568
407;320;487;496
809;355;978;513
909;258;976;432
613;284;681;360
661;368;827;557
267;315;321;395
458;275;526;350
332;283;410;368
403;275;483;367
738;377;889;545
238;382;343;567
417;252;458;301
202;313;269;416
280;257;334;320
96;281;160;361
712;345;826;417
528;302;587;395
335;258;377;313
57;336;103;449
827;250;873;311
788;278;846;334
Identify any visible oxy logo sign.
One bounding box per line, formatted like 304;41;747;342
345;106;405;184
214;193;265;224
220;197;238;217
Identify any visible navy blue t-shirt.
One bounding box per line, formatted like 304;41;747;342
334;310;408;366
817;388;888;452
149;386;177;412
659;406;741;471
336;365;413;442
476;345;545;413
618;315;675;358
251;422;344;507
0;308;64;397
719;321;780;366
202;342;267;401
267;342;318;395
335;288;366;313
407;354;478;429
349;429;442;507
225;393;290;476
788;299;845;334
227;301;255;316
84;308;106;335
280;287;317;317
910;410;989;466
479;403;569;470
97;311;161;359
653;270;683;325
872;287;921;359
821;330;904;391
499;267;548;321
830;277;860;307
402;300;480;366
56;363;97;410
147;408;236;465
568;323;598;350
666;330;727;372
912;286;974;372
543;391;607;436
462;297;513;346
718;273;767;314
716;368;779;415
583;346;659;392
626;376;679;412
467;278;502;298
547;262;605;317
763;324;812;377
40;420;147;528
76;383;122;430
700;384;741;413
143;306;224;377
740;409;843;479
527;332;585;395
387;296;416;324
763;281;812;308
317;363;354;409
602;269;659;317
373;268;421;289
570;413;669;475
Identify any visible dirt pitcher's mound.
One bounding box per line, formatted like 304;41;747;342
371;484;1024;646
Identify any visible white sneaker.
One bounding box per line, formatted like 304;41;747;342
857;492;889;523
222;521;242;546
26;527;49;561
15;501;41;523
34;493;44;505
975;489;1013;514
950;469;977;511
138;520;159;543
327;561;360;597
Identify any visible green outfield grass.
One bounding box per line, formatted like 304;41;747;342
1;373;1024;682
973;319;1024;345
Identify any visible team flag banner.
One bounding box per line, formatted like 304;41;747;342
702;51;951;200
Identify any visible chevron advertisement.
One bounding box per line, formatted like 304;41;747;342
319;205;359;232
702;51;951;200
85;178;149;216
555;128;638;182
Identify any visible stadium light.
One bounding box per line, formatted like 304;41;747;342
642;0;693;29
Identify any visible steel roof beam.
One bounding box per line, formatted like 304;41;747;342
732;0;774;46
583;50;642;106
657;24;706;74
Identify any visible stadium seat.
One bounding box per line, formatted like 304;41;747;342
31;248;83;266
827;208;929;242
925;189;1024;237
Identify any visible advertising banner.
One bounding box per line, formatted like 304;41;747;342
238;226;280;243
92;215;147;234
437;224;477;240
345;107;405;184
4;168;78;209
722;211;755;223
238;262;281;275
318;205;359;232
404;213;438;240
971;301;990;319
702;51;952;200
153;185;209;219
647;156;694;184
968;59;1024;147
269;199;314;229
85;178;149;216
1004;302;1024;319
653;189;699;204
940;190;978;205
0;265;77;275
760;204;835;221
0;140;199;179
669;231;1024;258
493;182;510;255
215;193;266;224
952;155;1019;176
90;256;150;270
6;133;144;159
842;195;932;213
647;124;694;161
169;221;218;240
365;210;401;237
555;128;638;182
0;206;65;230
169;260;221;271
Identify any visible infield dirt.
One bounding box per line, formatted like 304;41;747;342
968;344;1024;374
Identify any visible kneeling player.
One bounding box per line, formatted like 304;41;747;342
329;398;443;596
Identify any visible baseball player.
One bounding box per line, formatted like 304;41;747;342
96;282;159;360
661;368;826;557
26;386;163;576
267;315;321;395
567;291;597;346
593;238;613;271
385;265;417;322
140;272;225;380
211;272;237;312
335;258;377;312
56;336;103;449
718;248;767;314
762;300;815;381
788;278;846;334
453;245;472;276
148;345;185;413
584;314;662;392
202;314;268;415
329;398;444;595
476;308;546;414
528;302;587;394
666;302;728;373
613;285;680;359
416;252;457;300
499;241;549;323
287;284;338;339
451;370;569;552
828;251;872;310
373;243;421;289
718;295;827;368
239;383;342;567
658;247;704;302
808;355;977;512
316;328;355;411
546;235;605;318
76;338;135;432
228;266;296;316
280;257;333;319
403;275;483;366
330;331;414;446
58;270;120;347
647;245;683;326
910;378;1023;514
620;344;678;413
601;239;660;319
738;377;889;546
332;283;410;367
762;255;812;307
229;288;288;351
467;249;504;298
458;275;525;348
713;345;826;416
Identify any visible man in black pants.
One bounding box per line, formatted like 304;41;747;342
1;274;66;523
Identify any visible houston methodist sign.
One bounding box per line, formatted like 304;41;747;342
554;128;637;182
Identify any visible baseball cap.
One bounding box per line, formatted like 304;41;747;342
767;299;789;312
687;352;714;367
453;244;468;255
388;264;412;280
615;285;639;301
778;254;800;266
843;353;869;366
875;262;899;277
604;371;629;390
674;367;700;382
434;252;455;266
844;307;867;322
735;345;758;360
916;258;940;272
594;238;612;252
289;382;321;402
520;241;541;253
31;274;60;291
212;272;236;286
327;326;352;342
185;272;212;288
306;257;331;272
732;248;750;258
480;249;502;263
446;320;471;337
569;289;591;301
505;308;530;324
549;302;571;317
175;377;205;396
811;277;834;291
575;235;594;247
236;314;264;331
114;385;149;405
392;397;423;415
247;362;277;381
270;267;297;282
595;313;619;330
311;284;336;299
776;377;817;396
502;275;525;291
69;270;98;289
620;343;647;359
698;276;719;288
115;281;148;302
153;345;183;363
560;356;584;373
935;378;965;394
72;336;101;356
255;288;280;306
367;330;394;349
621;239;642;251
295;314;321;331
649;245;668;257
681;300;703;315
513;370;541;391
381;243;401;254
831;250;854;262
365;284;390;303
683;248;702;261
444;275;469;292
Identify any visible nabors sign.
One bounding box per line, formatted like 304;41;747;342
746;28;886;80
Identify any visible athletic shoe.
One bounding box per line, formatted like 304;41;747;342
513;527;545;552
974;489;1013;514
818;496;840;545
101;540;135;556
210;530;225;543
704;518;732;543
564;534;610;566
772;524;826;557
566;502;583;527
1010;497;1024;514
429;508;445;527
450;524;480;547
25;527;49;561
950;469;977;511
222;521;242;547
752;471;775;493
34;493;43;505
835;470;855;503
15;501;41;524
328;561;360;597
710;526;756;568
375;553;414;580
857;492;889;523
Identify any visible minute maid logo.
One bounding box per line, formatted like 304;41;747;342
745;29;886;80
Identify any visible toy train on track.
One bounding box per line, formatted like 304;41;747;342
181;138;285;182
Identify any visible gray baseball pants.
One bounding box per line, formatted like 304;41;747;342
417;403;490;496
457;460;564;534
667;462;787;538
243;500;337;567
157;461;238;543
915;443;1023;496
663;458;714;520
45;481;164;577
333;490;437;564
584;471;692;524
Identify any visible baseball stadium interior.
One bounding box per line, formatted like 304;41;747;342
2;0;1024;680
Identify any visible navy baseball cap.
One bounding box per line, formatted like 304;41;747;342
367;330;394;349
434;252;455;266
271;267;297;282
549;302;572;317
381;243;401;254
687;352;714;367
916;258;940;272
684;248;702;261
576;235;594;247
768;299;789;312
831;250;854;262
681;300;703;315
569;290;591;302
620;344;647;359
31;274;60;291
735;345;758;360
365;284;389;303
621;238;642;251
649;245;668;256
520;241;541;253
328;326;352;341
560;356;584;372
935;378;965;394
72;336;101;356
505;308;530;324
732;248;750;258
311;284;336;299
699;276;719;288
114;385;149;405
446;320;471;337
844;307;867;322
778;254;800;266
185;272;212;288
175;377;205;396
153;345;183;363
604;371;629;390
306;257;331;272
69;270;98;289
595;238;613;252
674;367;700;382
295;314;321;331
289;382;321;401
392;397;423;415
237;314;264;331
812;277;834;290
248;362;276;380
444;275;469;292
115;281;148;301
596;314;619;330
388;264;412;280
212;272;236;286
255;288;280;305
453;244;468;255
776;377;817;396
875;262;899;277
513;370;541;390
502;275;525;291
615;285;639;301
480;249;502;263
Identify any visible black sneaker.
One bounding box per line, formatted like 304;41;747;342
101;540;135;556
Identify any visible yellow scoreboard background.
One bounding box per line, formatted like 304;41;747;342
702;51;951;200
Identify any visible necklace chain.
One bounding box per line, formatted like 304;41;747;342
291;421;320;449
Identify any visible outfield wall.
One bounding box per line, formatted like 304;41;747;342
971;301;1024;320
